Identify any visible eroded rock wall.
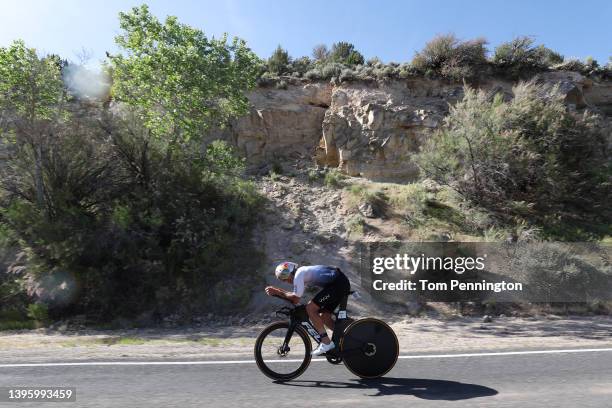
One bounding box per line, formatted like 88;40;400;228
222;72;611;181
211;83;331;167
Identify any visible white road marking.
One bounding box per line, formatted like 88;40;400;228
1;348;611;368
397;348;612;359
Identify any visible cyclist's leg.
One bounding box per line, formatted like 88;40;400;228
320;311;334;330
309;274;350;344
306;297;331;344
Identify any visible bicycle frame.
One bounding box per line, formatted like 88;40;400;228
277;294;350;354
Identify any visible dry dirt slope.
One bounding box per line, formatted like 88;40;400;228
248;167;434;317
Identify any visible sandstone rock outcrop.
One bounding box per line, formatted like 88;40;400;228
220;72;611;181
212;82;331;167
317;80;455;181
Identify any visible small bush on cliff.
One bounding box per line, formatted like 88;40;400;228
312;44;330;62
552;57;612;77
416;82;611;238
289;56;313;76
492;37;563;78
329;42;365;65
268;45;291;75
412;34;488;80
320;62;344;79
554;58;588;73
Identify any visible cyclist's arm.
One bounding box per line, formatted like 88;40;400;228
265;286;301;304
281;290;301;304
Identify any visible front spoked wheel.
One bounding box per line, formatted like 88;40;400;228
340;318;399;378
254;322;312;381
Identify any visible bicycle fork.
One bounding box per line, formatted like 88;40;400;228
278;322;297;356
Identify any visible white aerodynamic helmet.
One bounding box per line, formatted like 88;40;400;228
275;262;298;281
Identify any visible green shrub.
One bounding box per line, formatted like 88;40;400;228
268;45;291;75
412;34;488;80
492;37;563;78
553;57;612;77
346;216;366;236
536;45;564;66
553;58;589;74
387;183;431;226
320;62;345;79
355;65;374;80
553;57;612;78
269;170;281;181
111;205;132;230
304;69;321;80
347;184;365;195
416;82;611;237
270;160;284;175
339;68;356;82
289;56;313;76
0;320;35;331
1;112;264;319
324;169;345;188
0;226;27;312
346;184;388;216
27;303;49;321
329;42;364;65
307;169;321;182
398;63;417;79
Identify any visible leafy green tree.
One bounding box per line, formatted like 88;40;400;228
109;4;260;146
0;41;66;121
267;45;291;75
0;41;68;211
329;42;364;65
0;9;265;320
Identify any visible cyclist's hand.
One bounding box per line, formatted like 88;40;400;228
265;286;278;296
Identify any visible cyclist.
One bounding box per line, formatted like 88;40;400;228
265;262;351;356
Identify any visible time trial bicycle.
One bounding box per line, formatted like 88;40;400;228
254;292;398;381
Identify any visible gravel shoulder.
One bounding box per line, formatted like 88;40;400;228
1;316;611;364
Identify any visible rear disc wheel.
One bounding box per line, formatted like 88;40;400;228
340;318;398;378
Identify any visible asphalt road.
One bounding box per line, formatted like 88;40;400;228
1;349;611;407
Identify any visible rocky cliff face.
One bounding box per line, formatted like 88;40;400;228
219;72;611;181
